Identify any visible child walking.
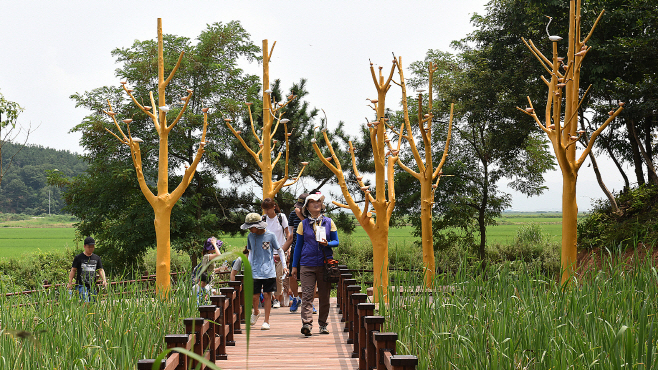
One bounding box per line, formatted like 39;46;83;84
241;212;288;330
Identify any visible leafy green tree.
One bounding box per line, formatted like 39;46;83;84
583;0;658;188
65;21;261;271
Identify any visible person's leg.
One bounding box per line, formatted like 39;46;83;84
315;266;332;328
252;294;260;316
274;260;283;306
263;292;272;323
251;279;264;325
300;266;316;327
261;278;276;329
76;285;90;302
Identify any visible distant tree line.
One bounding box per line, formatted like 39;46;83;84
0;142;86;214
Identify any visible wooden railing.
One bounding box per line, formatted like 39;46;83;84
337;265;419;370
137;274;245;370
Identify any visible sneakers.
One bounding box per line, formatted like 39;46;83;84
250;313;260;326
261;322;270;330
313;304;317;314
319;325;329;334
290;297;300;313
272;299;281;308
301;324;312;336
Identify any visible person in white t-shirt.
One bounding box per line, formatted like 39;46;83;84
261;198;290;308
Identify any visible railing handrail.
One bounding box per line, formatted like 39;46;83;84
3;270;196;297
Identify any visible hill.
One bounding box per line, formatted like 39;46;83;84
0;142;86;214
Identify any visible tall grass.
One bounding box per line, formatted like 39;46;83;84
1;276;201;369
382;251;658;369
0;251;252;370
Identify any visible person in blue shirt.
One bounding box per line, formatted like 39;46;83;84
242;212;287;330
291;191;339;336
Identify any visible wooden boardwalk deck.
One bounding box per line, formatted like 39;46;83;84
216;297;359;370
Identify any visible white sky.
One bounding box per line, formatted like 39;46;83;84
1;0;629;212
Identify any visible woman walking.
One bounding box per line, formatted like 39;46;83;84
291;191;339;336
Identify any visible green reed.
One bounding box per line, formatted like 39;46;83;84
1;275;204;369
0;252;251;370
383;251;658;369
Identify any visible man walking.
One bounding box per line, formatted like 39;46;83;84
67;237;107;301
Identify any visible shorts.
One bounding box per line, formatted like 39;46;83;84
253;278;276;294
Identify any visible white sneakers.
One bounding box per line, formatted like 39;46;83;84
261;322;270;330
250;313;260;326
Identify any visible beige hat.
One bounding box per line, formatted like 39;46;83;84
302;192;326;217
240;212;267;229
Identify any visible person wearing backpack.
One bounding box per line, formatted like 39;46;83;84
261;198;290;308
192;237;223;302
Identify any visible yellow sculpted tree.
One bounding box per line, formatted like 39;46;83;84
225;39;307;200
103;19;208;295
313;59;406;303
518;0;623;285
397;60;453;287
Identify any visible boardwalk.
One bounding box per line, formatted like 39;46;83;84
217;297;359;370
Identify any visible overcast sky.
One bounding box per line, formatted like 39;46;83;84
1;0;628;212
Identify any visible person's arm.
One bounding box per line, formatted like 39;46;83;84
276;248;288;275
281;228;294;252
67;268;77;289
327;230;339;247
207;238;222;261
98;269;108;287
292;225;304;270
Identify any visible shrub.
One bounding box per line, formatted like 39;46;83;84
489;223;561;277
578;185;658;249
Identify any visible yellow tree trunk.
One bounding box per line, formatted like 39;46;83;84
560;172;578;285
419;180;435;286
154;204;173;292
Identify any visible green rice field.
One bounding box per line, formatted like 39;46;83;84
0;212;566;259
0;228;77;259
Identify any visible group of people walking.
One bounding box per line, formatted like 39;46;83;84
196;189;339;336
240;190;339;336
66;190;339;337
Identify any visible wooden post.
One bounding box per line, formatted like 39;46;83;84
338;273;353;314
364;316;386;369
219;287;236;346
210;295;229;360
357;303;376;370
164;334;193;369
235;274;246;323
228;281;243;334
373;332;398;370
350;293;368;358
345;285;362;339
183;318;209;369
341;278;356;322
